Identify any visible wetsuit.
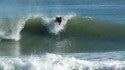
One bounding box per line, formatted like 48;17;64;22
55;17;62;25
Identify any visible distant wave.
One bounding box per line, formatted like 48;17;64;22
0;13;125;41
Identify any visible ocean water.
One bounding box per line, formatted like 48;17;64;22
0;0;125;70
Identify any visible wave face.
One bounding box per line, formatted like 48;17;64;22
0;52;125;70
61;17;125;40
0;14;125;41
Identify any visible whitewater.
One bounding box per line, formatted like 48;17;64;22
0;52;125;70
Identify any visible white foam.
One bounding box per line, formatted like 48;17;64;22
0;53;125;70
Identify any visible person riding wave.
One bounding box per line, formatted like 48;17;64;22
55;17;62;25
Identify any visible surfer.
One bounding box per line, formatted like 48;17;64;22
55;17;62;25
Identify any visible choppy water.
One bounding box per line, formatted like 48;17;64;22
0;0;125;70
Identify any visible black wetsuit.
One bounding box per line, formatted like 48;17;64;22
55;17;62;25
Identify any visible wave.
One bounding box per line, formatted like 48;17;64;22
0;13;125;41
0;52;125;70
0;14;75;41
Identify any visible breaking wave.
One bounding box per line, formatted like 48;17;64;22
0;14;75;41
0;13;125;41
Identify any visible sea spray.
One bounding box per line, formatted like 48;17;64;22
0;18;21;41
